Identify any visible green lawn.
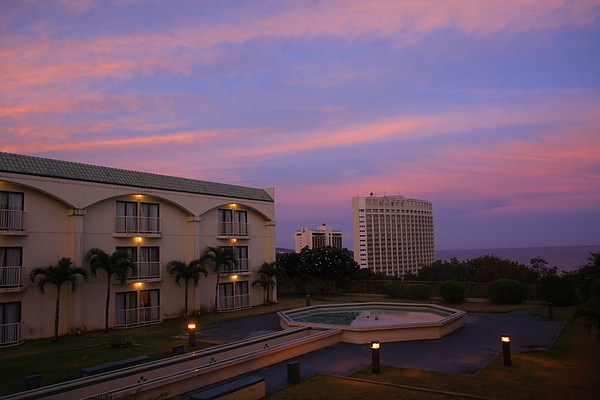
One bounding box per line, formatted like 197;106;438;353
2;296;597;399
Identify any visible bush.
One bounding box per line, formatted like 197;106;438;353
439;280;466;302
487;279;524;304
405;283;433;300
383;282;405;298
540;274;576;306
107;337;135;349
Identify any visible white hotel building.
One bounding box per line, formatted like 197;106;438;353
294;224;343;252
352;194;435;277
0;152;276;346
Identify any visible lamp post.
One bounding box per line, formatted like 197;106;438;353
501;334;511;366
188;322;196;347
371;341;381;373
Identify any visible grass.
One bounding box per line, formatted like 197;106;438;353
2;295;597;399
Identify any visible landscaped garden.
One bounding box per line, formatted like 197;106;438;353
1;295;599;399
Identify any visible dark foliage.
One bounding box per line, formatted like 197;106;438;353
487;279;524;304
439;280;466;302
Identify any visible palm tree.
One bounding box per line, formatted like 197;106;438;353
85;248;136;333
199;246;238;314
254;261;284;305
29;257;88;341
166;259;208;316
252;274;273;306
570;298;600;343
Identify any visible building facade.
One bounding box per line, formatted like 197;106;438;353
0;152;276;346
294;224;343;252
352;194;434;277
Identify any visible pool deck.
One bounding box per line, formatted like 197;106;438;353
177;308;566;398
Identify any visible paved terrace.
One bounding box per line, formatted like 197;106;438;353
176;308;565;398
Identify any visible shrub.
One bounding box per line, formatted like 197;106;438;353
540;274;576;306
107;337;135;349
405;283;433;300
383;282;405;298
439;280;466;302
487;279;524;304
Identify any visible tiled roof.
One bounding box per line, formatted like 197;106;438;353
0;152;273;202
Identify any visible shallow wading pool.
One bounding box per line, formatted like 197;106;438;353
278;302;465;344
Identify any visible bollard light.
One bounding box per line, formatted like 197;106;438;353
547;302;553;319
501;334;511;366
188;322;196;347
371;341;381;373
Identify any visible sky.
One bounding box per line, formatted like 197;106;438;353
1;0;599;251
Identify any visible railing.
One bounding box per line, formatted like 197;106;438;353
127;262;161;281
217;222;249;237
0;322;23;347
114;216;161;235
219;258;249;275
0;266;21;287
114;305;161;328
0;209;25;232
219;293;251;312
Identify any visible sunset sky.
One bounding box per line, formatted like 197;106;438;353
2;0;599;251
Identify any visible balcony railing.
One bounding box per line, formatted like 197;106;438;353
127;262;161;281
218;293;251;312
217;222;249;238
219;258;249;275
0;322;23;347
0;266;22;288
0;209;25;232
114;305;161;328
114;216;161;235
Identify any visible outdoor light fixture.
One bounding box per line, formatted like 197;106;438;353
136;282;142;288
231;238;237;243
188;322;197;347
501;334;511;366
136;237;142;243
371;340;381;373
232;274;238;280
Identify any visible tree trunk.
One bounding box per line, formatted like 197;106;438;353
104;277;111;333
184;280;189;316
214;274;220;314
54;286;61;342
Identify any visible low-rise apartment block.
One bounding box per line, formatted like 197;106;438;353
0;152;276;346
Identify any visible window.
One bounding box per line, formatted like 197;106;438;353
0;302;22;346
218;281;250;311
218;208;248;237
115;289;160;327
0;191;24;231
116;246;160;280
0;247;22;287
235;246;248;273
115;201;160;234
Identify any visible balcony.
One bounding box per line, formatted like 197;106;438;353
126;262;161;282
218;293;251;312
0;322;23;347
0;209;27;235
0;266;24;291
114;216;161;237
219;258;249;275
216;222;249;239
115;305;161;328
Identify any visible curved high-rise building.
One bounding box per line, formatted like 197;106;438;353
352;194;434;277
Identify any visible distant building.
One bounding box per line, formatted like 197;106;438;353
352;194;434;277
294;224;343;252
0;152;275;346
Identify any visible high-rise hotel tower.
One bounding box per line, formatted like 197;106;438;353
352;194;434;277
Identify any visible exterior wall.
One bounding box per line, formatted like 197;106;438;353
352;194;434;277
1;166;275;343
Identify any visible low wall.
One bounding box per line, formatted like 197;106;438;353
5;327;342;400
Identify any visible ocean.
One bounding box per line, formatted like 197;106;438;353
435;245;599;272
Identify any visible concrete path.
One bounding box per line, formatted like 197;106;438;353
184;308;566;397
